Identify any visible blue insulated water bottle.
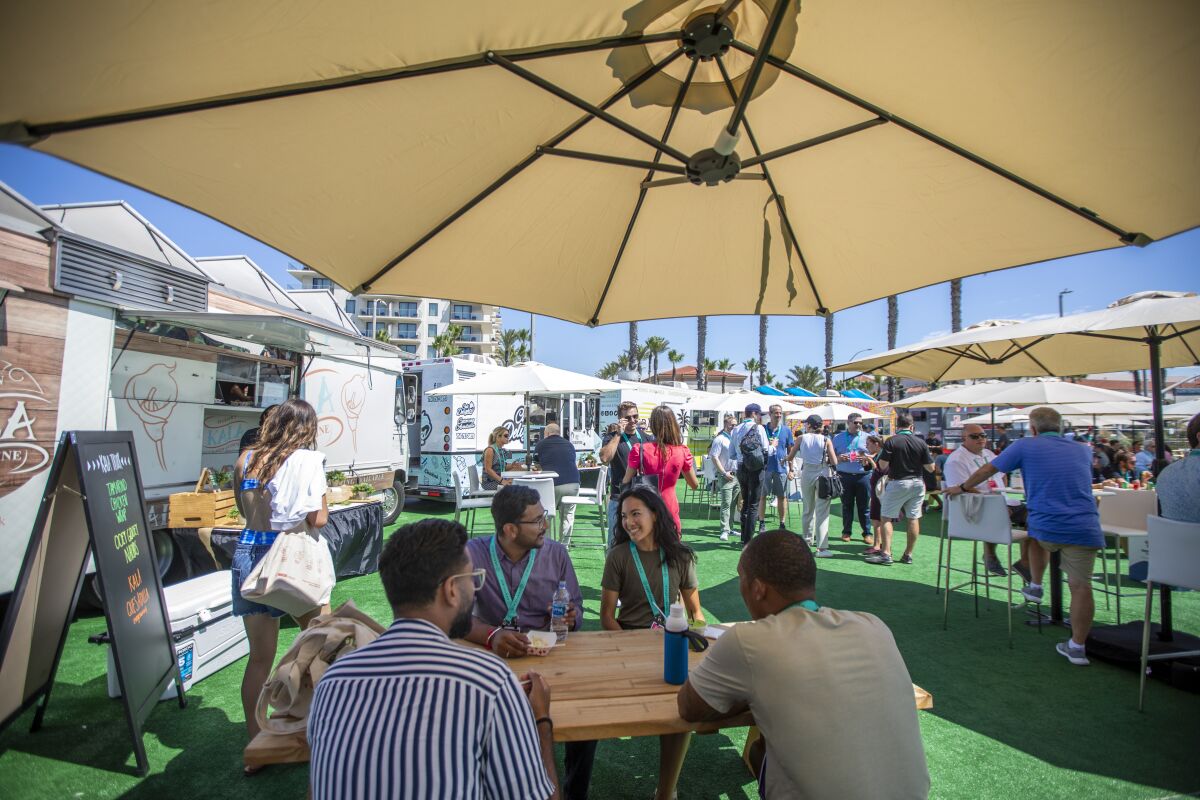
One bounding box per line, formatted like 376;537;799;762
664;603;689;685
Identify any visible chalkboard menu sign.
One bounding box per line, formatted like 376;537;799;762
0;431;183;776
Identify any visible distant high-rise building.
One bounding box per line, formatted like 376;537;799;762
287;267;501;359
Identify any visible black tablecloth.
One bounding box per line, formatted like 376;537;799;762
172;502;385;579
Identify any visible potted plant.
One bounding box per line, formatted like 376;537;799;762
212;469;234;491
351;483;374;500
325;470;346;487
224;507;244;526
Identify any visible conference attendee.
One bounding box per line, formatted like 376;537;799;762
238;404;278;453
1113;450;1137;483
534;423;582;541
728;403;770;545
862;434;888;557
1135;439;1156;474
946;407;1102;666
677;531;930;799
791;414;839;557
942;424;1031;581
871;413;934;566
482;426;522;490
308;518;559;799
600;401;654;547
759;403;796;533
995;424;1011;452
464;485;593;800
232;398;329;770
623;405;699;532
1155;413;1200;523
600;486;704;800
833;412;871;544
708;414;740;542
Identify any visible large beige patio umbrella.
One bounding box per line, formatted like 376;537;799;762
1;3;1198;324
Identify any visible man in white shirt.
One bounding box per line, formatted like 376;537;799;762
942;424;1030;581
728;404;770;546
708;413;740;542
676;530;929;799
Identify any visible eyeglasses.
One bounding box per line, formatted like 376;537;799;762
446;569;487;591
966;433;987;440
518;513;548;529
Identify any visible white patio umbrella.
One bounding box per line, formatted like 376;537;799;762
1162;398;1200;419
426;361;618;396
696;392;807;415
2;4;1198;324
786;402;883;422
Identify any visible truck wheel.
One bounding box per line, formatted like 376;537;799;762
379;479;406;526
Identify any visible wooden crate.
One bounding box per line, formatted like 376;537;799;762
168;490;237;528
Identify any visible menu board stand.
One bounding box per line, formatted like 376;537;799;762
0;431;184;776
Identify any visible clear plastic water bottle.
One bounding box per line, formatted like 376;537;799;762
663;603;689;685
551;581;570;643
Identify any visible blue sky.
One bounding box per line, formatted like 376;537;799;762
3;143;1197;382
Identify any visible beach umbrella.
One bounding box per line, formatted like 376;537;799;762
787;402;883;423
2;3;1198;324
426;362;619;396
699;391;806;414
1162;399;1200;419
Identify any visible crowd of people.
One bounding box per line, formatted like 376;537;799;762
231;395;1196;799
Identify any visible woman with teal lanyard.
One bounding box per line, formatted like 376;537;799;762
482;425;524;490
231;398;329;775
600;485;703;800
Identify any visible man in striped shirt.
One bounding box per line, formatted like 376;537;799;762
308;518;559;799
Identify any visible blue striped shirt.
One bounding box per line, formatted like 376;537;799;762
308;618;555;800
990;433;1102;547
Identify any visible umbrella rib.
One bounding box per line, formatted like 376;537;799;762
1164;323;1200;364
714;56;826;313
487;52;691;165
10;32;682;139
728;40;1148;246
740;118;887;167
723;0;794;140
359;47;684;291
931;350;967;384
536;147;686;175
588;58;699;327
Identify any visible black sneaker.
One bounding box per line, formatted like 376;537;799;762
898;554;913;565
984;558;1007;577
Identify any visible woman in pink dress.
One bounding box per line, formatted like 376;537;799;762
622;405;699;531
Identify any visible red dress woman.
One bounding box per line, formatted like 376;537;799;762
623;405;699;532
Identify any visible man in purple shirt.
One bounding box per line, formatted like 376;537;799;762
463;484;593;799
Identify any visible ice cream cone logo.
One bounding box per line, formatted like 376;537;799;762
124;363;178;470
341;375;367;449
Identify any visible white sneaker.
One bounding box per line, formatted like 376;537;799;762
719;531;730;542
1056;640;1090;666
815;549;834;558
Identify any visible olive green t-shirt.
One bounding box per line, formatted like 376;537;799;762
601;543;698;629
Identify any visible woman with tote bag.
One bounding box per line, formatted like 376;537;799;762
622;405;699;531
231;398;330;772
790;414;839;557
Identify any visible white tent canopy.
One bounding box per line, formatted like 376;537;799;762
694;392;807;415
1162;399;1200;419
426;362;619;396
890;378;1147;409
787;403;884;422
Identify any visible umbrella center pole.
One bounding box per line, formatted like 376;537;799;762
679;12;744;187
681;12;734;61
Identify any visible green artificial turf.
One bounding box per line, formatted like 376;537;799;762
1;495;1198;799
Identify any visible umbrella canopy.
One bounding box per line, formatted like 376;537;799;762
1162;398;1200;419
2;4;1197;325
425;362;619;396
754;385;787;395
787;402;883;422
784;387;819;398
697;392;806;414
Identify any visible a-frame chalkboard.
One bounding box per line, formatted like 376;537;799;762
0;431;184;776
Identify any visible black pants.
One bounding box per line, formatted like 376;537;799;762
839;471;870;536
564;740;599;800
737;468;764;544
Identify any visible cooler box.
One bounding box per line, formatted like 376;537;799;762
106;570;249;701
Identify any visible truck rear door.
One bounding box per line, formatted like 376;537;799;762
402;372;421;482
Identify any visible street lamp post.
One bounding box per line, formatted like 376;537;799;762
1057;288;1073;317
841;348;873;387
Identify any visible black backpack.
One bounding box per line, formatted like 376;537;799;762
738;426;767;472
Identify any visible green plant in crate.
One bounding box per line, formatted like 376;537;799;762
351;483;374;499
325;470;346;486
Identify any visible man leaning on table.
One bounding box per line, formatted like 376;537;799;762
462;484;595;800
945;406;1102;667
676;530;929;799
308;518;559;800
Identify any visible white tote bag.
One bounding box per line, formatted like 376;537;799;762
240;530;335;617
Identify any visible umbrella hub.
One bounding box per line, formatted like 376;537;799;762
686;148;741;187
680;12;734;61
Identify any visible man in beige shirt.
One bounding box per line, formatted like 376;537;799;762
677;531;929;799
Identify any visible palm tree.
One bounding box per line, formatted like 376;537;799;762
638;343;652;379
950;278;963;333
823;313;834;390
703;358;717;391
716;358;733;393
595;360;622;380
787;364;822;394
887;295;898;401
432;323;464;358
763;370;776;387
514;328;532;363
696;316;708;391
666;349;685;383
374;328;391;343
758;315;768;385
644;336;670;383
498;328;531;366
743;358;760;390
628;322;639;372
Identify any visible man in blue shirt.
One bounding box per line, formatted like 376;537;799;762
833;413;872;543
1134;440;1156;475
945;407;1101;667
760;404;796;533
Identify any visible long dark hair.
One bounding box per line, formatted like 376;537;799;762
247;398;318;483
613;486;695;570
649;404;683;462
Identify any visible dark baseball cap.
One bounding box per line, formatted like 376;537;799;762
805;414;824;428
744;403;763;416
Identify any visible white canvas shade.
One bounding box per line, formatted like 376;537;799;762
1;3;1197;325
426;362;620;397
1162;399;1200;420
694;392;807;414
786;403;883;422
891;378;1147;409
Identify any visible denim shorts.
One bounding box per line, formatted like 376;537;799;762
231;541;286;618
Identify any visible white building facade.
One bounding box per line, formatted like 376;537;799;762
288;267;501;358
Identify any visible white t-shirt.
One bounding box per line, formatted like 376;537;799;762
943;446;1019;506
266;449;328;530
689;606;929;800
709;431;736;474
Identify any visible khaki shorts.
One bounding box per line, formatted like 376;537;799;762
1035;540;1098;585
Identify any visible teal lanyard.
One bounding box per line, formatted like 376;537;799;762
782;599;821;613
629;542;670;623
620;429;644;449
489;536;537;627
